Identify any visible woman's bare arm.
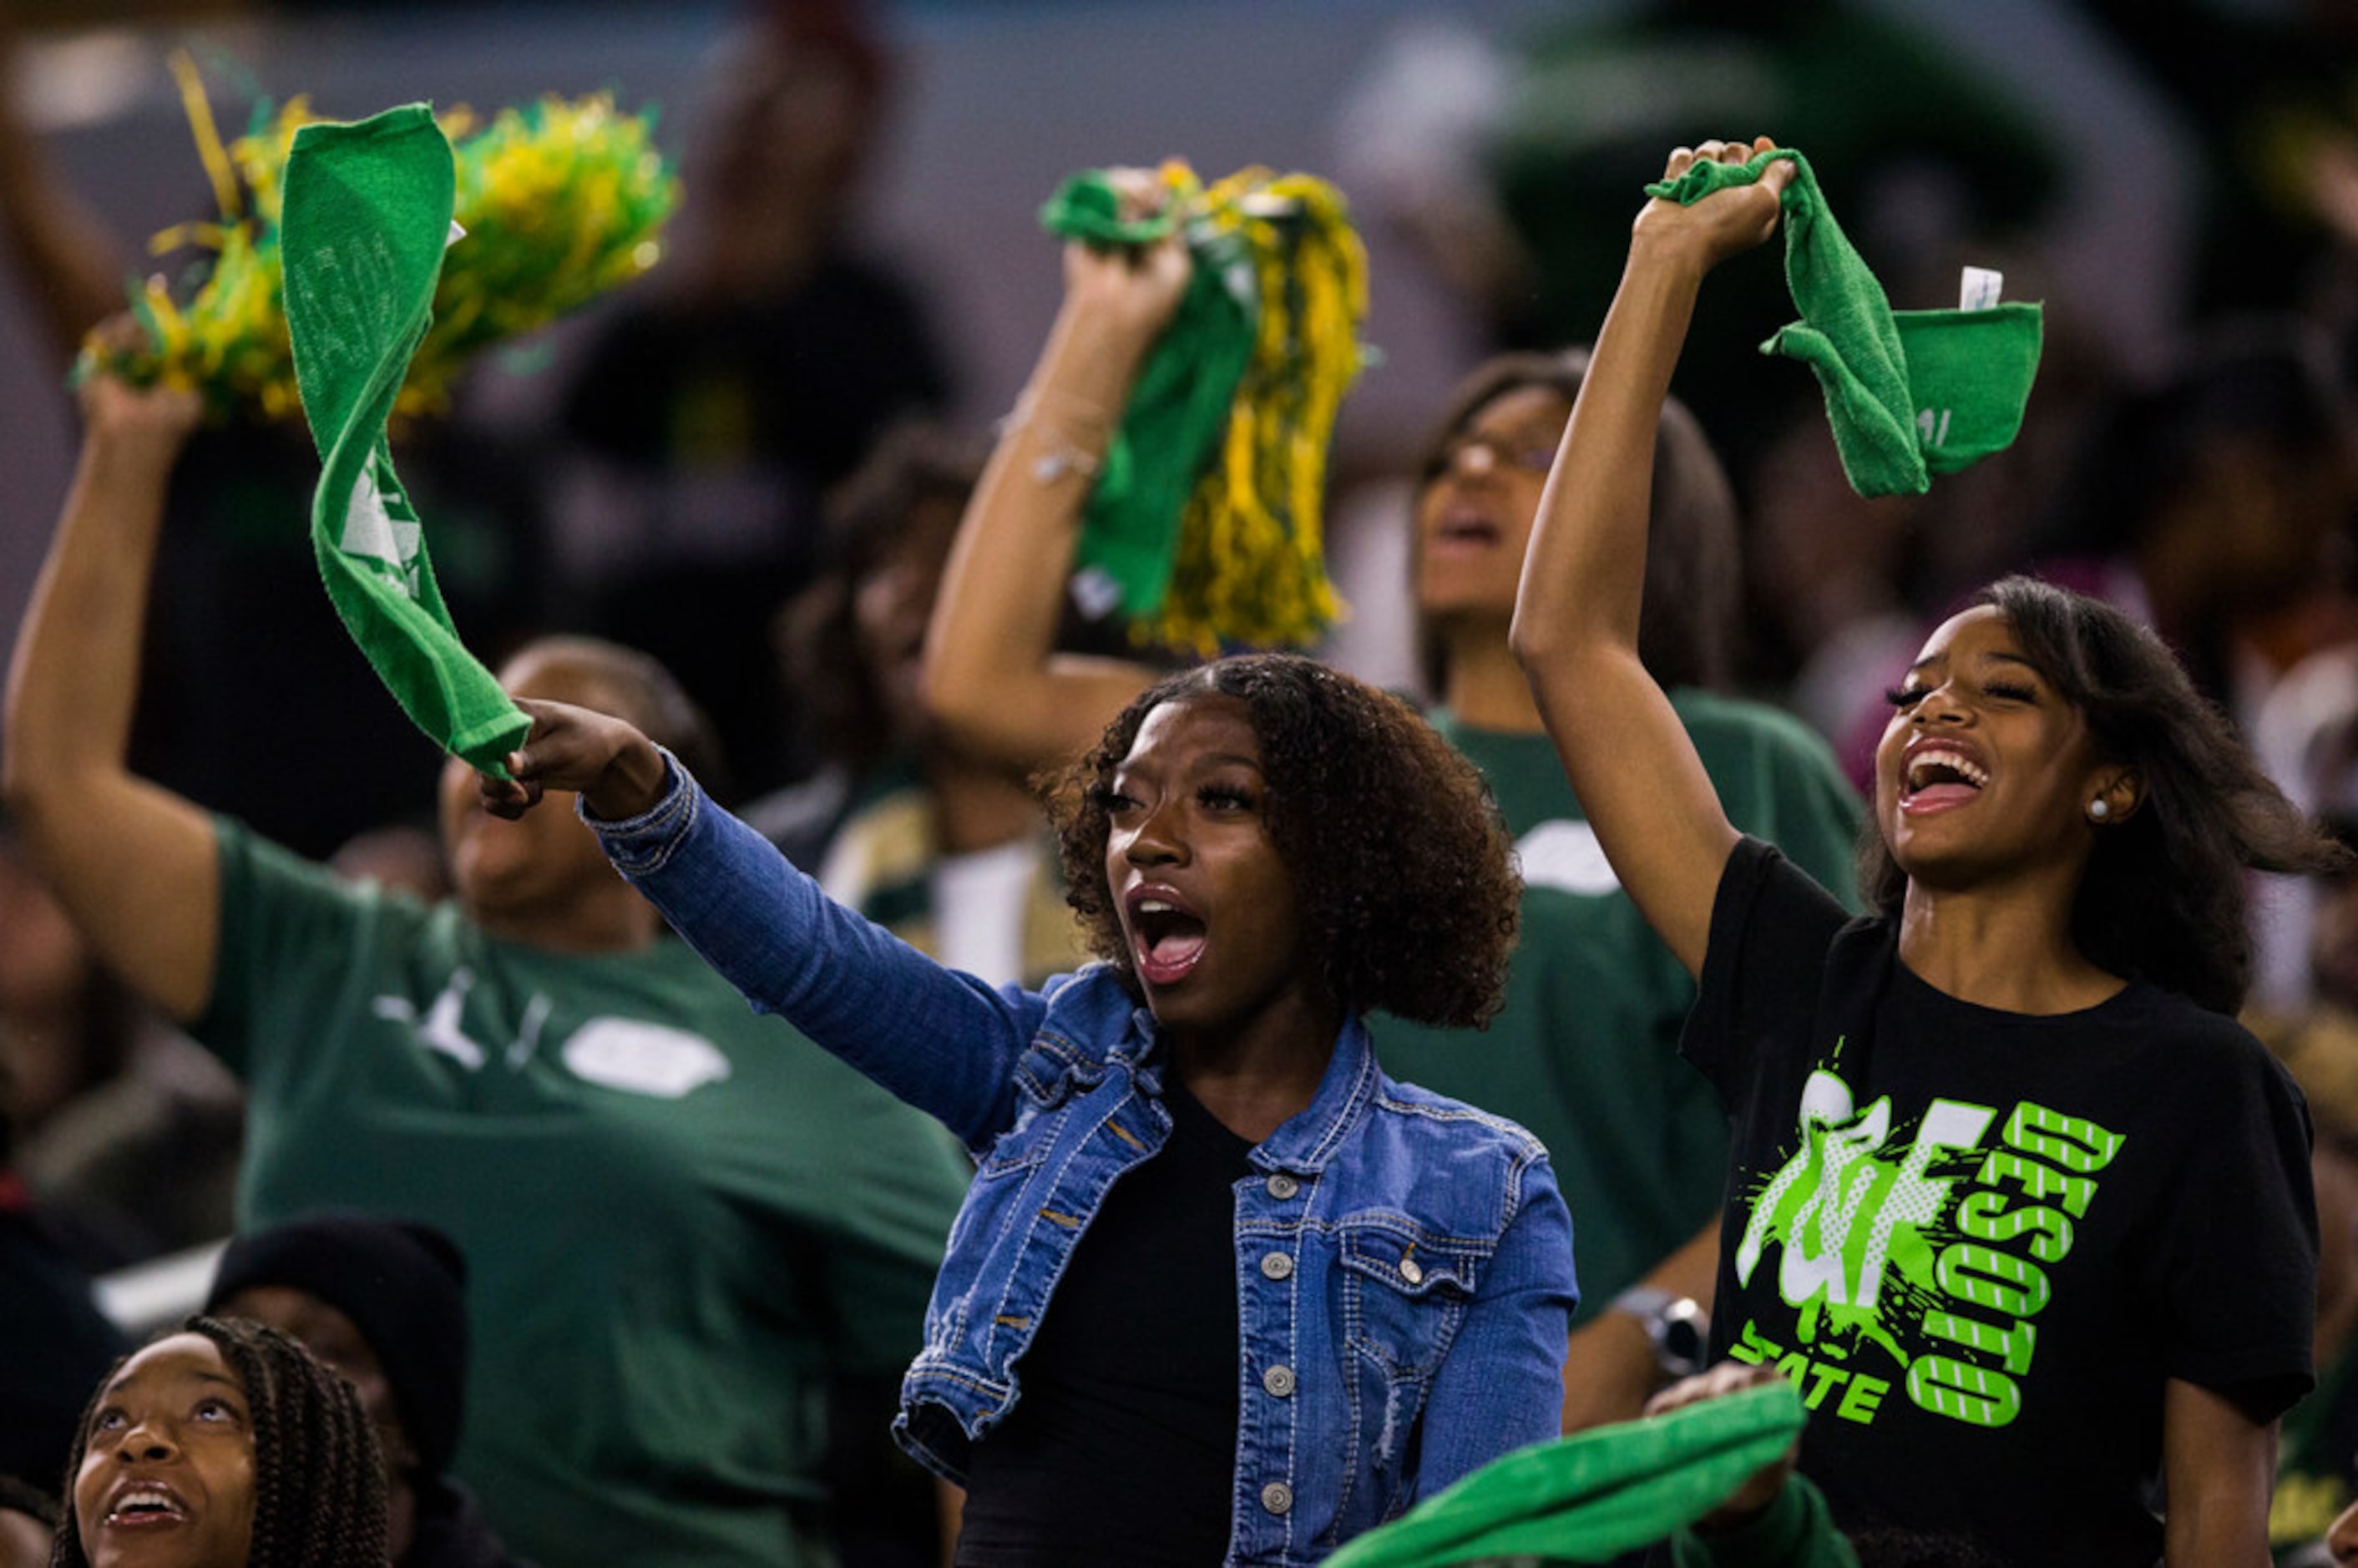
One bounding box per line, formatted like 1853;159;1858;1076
920;203;1187;775
3;362;220;1022
1510;139;1789;978
2160;1378;2275;1567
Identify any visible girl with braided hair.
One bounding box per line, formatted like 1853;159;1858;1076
56;1314;388;1568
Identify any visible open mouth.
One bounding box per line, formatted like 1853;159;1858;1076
104;1486;190;1527
1129;894;1207;986
1430;511;1502;550
1900;746;1988;811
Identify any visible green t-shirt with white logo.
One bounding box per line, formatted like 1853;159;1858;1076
1370;691;1862;1313
195;818;971;1568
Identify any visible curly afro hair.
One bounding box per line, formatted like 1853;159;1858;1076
1047;653;1521;1029
55;1315;388;1568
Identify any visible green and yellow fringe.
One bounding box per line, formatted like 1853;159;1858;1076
1045;161;1369;655
1165;166;1364;655
81;54;678;422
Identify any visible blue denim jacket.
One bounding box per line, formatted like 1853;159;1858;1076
590;763;1580;1566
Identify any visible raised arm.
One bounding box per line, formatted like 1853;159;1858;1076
1510;139;1790;977
482;701;1045;1146
3;359;220;1023
919;200;1187;776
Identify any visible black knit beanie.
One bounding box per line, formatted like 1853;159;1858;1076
205;1211;469;1476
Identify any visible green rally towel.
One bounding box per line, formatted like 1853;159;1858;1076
1039;169;1259;625
1318;1379;1808;1567
1647;149;2042;498
281;104;530;775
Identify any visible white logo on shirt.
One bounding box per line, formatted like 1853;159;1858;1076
374;977;731;1097
1515;820;1622;896
561;1019;734;1099
373;969;487;1067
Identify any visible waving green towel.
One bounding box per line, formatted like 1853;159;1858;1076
1039;163;1365;653
281;104;529;775
1647;148;2042;498
1319;1379;1814;1567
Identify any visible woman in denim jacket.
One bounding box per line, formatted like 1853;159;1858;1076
482;652;1578;1566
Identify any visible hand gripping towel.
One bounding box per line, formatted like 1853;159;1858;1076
1040;163;1366;653
1318;1378;1811;1567
1647;148;2042;498
281;105;530;776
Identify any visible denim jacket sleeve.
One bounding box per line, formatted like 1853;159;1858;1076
585;755;1051;1148
1413;1158;1576;1490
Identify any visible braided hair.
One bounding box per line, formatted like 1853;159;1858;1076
53;1315;388;1568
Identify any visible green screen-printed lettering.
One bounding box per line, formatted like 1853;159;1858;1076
1923;1308;2036;1374
1735;1072;1993;1331
2004;1102;2126;1174
1935;1242;2052;1319
1976;1148;2098;1216
1732;1065;2125;1432
1907;1353;2022;1427
1955;1189;2074;1261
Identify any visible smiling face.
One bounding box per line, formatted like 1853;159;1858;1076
1413;383;1571;625
1101;695;1325;1050
1875;604;2115;890
73;1334;256;1568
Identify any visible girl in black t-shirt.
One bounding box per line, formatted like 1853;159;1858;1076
1512;136;2344;1565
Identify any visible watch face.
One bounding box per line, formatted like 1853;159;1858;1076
1662;1310;1706;1368
1658;1300;1708;1378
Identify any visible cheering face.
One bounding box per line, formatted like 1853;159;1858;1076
1874;605;2107;890
73;1334;256;1568
1413;385;1571;624
1102;696;1317;1045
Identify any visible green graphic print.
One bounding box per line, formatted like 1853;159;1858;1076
1728;1047;2123;1431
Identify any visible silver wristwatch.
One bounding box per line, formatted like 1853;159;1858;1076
1610;1285;1708;1382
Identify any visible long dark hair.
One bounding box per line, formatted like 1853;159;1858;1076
1413;348;1743;696
54;1316;388;1568
1048;654;1521;1028
1858;576;2348;1014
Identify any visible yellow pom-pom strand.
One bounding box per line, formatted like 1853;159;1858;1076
1143;167;1366;654
74;62;677;426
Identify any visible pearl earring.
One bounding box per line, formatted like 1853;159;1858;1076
2088;798;2110;821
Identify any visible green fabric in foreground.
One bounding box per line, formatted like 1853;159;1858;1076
1319;1379;1807;1567
1647;149;2042;498
281;104;529;776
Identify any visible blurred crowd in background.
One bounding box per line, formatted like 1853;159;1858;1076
8;0;2358;1562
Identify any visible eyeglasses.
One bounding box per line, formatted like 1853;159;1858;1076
1426;428;1560;480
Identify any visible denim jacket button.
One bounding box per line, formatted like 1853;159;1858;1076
1265;1173;1299;1201
1259;1251;1295;1281
1260;1481;1294;1516
1262;1364;1297;1398
1400;1254;1424;1285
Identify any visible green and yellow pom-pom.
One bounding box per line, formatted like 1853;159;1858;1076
78;56;679;422
1158;166;1365;655
1042;160;1370;655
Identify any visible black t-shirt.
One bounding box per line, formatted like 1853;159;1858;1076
955;1077;1255;1567
1682;838;2318;1567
